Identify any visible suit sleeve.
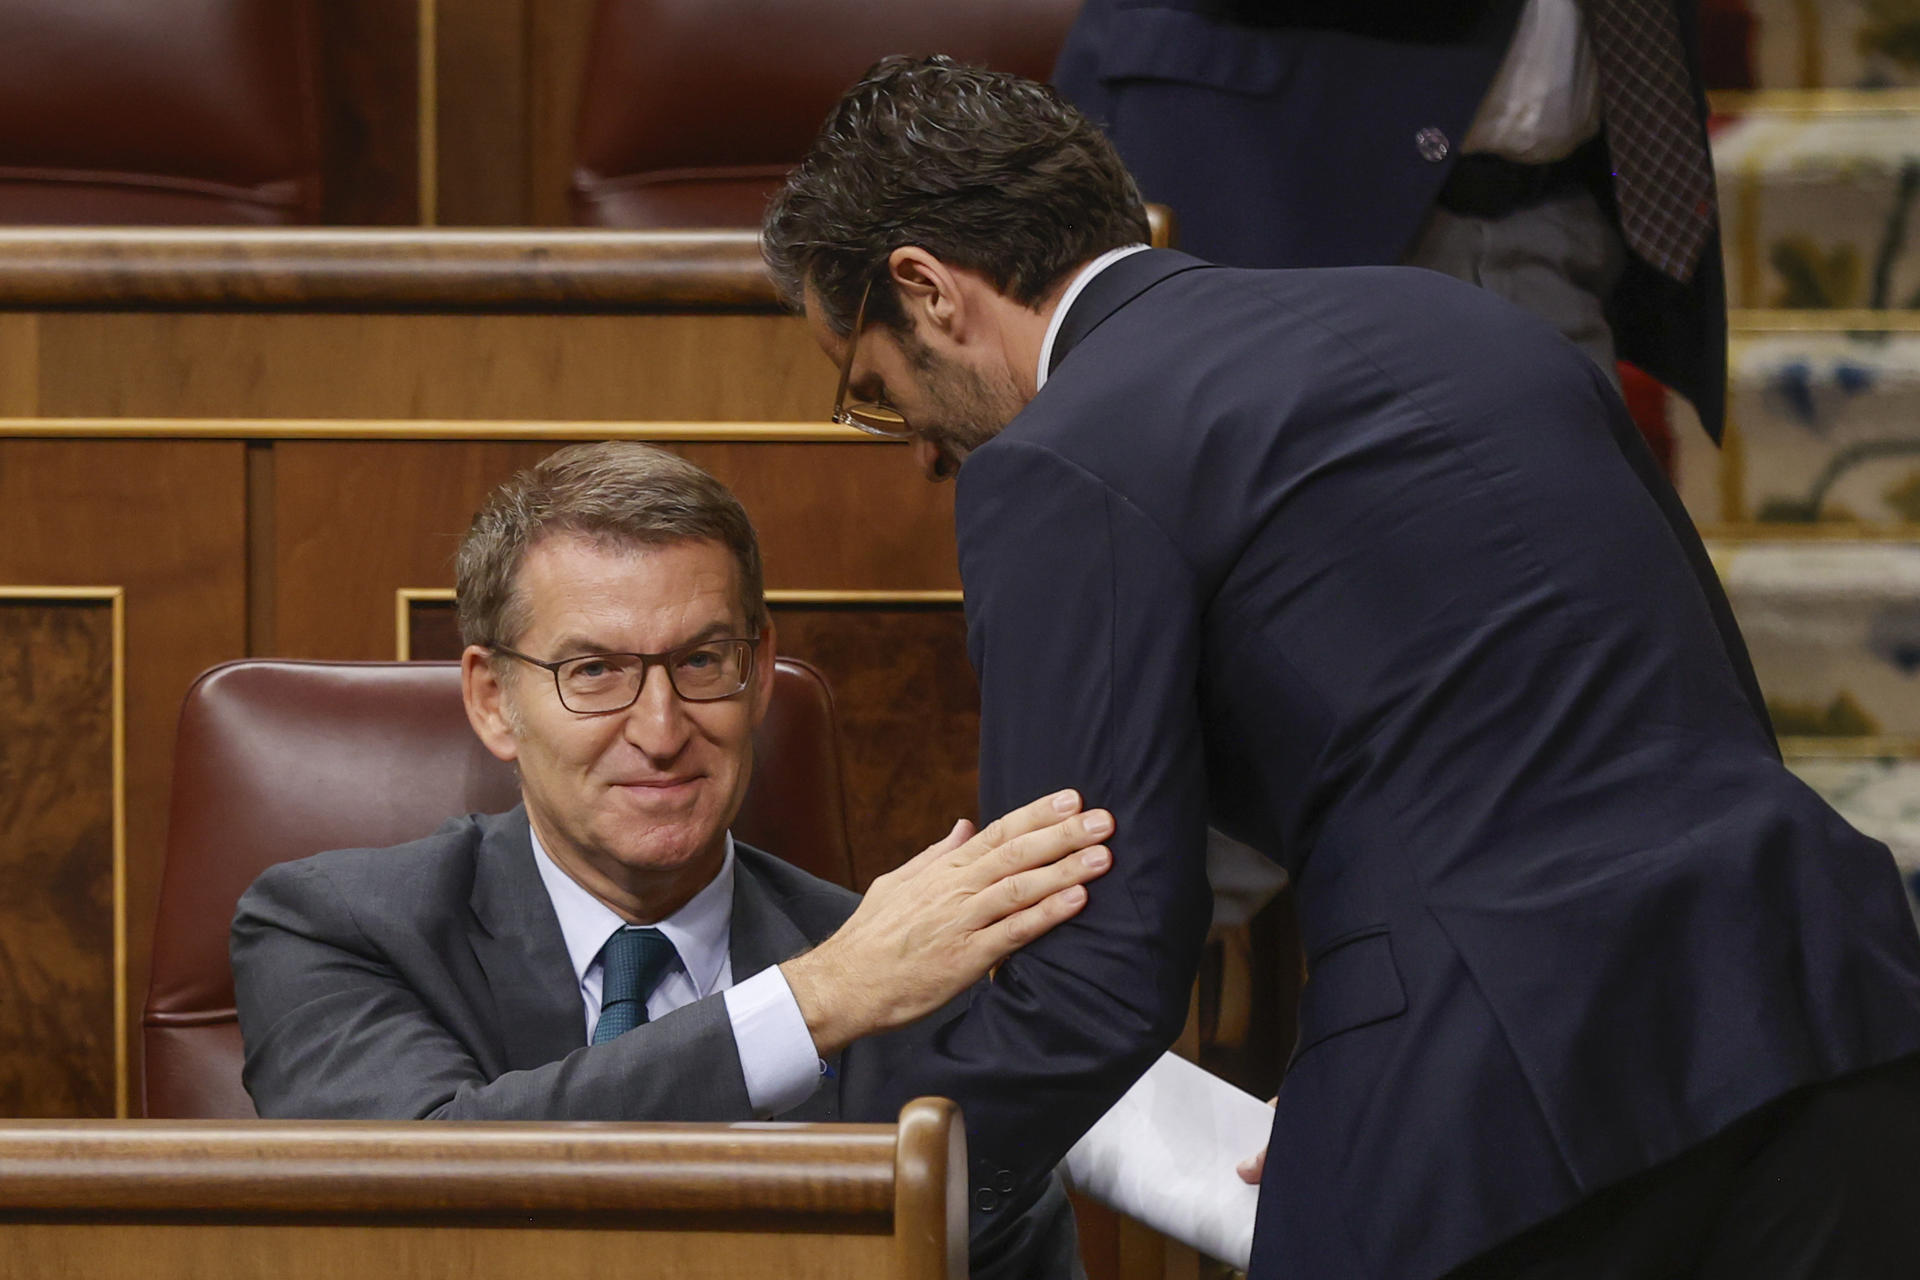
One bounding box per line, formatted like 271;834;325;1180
231;858;756;1121
890;439;1215;1237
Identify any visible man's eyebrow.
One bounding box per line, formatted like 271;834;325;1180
545;634;617;659
681;620;746;645
545;619;744;658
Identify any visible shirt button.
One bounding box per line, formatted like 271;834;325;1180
974;1188;998;1212
1415;126;1450;163
995;1171;1016;1193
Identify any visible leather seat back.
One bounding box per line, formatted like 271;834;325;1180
0;0;323;224
572;0;1081;227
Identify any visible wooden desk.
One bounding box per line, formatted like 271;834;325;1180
0;1099;965;1279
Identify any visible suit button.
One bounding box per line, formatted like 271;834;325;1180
974;1188;998;1212
995;1170;1015;1193
1415;126;1450;162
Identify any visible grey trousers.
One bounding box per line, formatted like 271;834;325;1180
1403;186;1627;393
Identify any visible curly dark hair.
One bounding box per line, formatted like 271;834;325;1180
762;54;1150;337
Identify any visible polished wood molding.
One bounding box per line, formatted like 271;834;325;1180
0;418;883;443
0;229;778;311
0;208;1178;310
0;1117;923;1218
0;587;127;1118
395;588;450;660
1145;203;1174;251
892;1097;966;1280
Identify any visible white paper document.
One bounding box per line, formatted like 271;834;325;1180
1062;1053;1272;1270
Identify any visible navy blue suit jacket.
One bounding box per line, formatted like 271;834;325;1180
1053;0;1728;439
882;251;1920;1279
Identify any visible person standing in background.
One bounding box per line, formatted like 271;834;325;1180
1054;0;1727;441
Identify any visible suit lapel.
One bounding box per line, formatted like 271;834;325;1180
467;808;589;1072
729;852;843;1121
1047;248;1212;379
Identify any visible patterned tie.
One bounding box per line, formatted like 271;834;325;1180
1581;0;1716;282
591;926;680;1044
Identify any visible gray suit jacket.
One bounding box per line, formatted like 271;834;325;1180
232;807;1081;1277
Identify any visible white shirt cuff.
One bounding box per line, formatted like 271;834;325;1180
723;964;824;1117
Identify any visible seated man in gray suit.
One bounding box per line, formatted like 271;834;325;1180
231;441;1111;1277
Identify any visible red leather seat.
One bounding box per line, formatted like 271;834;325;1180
142;657;853;1118
0;0;323;224
571;0;1081;228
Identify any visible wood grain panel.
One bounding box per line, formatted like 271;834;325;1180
435;0;531;226
527;0;598;226
319;0;421;224
405;597;465;662
0;315;35;416
0;442;249;1114
34;313;834;422
0;601;115;1117
272;440;957;660
0;1224;892;1280
770;605;977;890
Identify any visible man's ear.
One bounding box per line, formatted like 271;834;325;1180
887;246;964;340
461;645;521;763
747;621;778;731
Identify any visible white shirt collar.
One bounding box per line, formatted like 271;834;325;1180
1035;243;1152;393
530;822;735;998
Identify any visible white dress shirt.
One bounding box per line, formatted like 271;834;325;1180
1461;0;1601;164
530;826;821;1116
1035;242;1152;394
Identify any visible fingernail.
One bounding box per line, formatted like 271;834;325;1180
1082;848;1110;870
1063;885;1087;906
1052;790;1078;813
1082;811;1112;836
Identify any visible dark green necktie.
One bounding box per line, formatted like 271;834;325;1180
591;926;679;1044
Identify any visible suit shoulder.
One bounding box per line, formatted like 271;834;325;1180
733;842;858;930
239;811;497;925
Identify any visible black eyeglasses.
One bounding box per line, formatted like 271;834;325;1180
831;278;913;438
491;637;759;714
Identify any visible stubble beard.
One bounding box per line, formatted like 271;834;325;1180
900;328;1025;469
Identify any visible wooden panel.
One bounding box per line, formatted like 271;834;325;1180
272;440;957;660
527;0;598;226
319;1;421;224
436;0;531;226
0;600;116;1118
406;597;464;662
0;314;35;415
33;313;833;422
0;442;249;1114
0;1225;892;1279
770;605;977;890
